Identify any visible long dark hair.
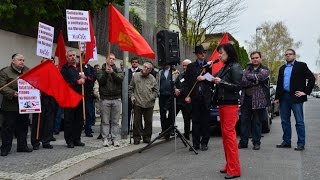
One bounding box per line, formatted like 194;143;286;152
217;43;239;64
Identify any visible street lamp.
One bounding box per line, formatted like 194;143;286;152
255;27;263;50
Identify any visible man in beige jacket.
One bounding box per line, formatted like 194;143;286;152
129;62;159;145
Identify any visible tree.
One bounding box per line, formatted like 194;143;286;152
171;0;245;46
0;0;124;30
245;21;301;83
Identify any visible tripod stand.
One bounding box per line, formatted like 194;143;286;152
139;68;198;154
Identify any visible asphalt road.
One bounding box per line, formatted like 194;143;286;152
75;96;320;180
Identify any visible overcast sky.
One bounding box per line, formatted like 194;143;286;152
234;0;320;72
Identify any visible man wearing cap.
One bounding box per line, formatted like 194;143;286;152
184;45;213;151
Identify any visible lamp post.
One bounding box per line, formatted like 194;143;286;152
255;27;262;50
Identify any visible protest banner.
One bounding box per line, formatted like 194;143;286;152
36;22;54;59
17;79;41;114
66;9;91;42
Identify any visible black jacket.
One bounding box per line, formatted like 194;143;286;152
61;63;82;93
275;61;315;103
214;62;243;105
184;60;213;108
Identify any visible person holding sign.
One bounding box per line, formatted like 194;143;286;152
31;58;57;150
61;50;85;148
0;53;32;156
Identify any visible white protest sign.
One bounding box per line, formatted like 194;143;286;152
66;9;91;42
36;22;54;59
18;79;41;114
80;36;98;61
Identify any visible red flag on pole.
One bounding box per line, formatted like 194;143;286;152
55;31;67;70
84;12;95;64
20;61;83;108
209;33;229;75
108;4;155;59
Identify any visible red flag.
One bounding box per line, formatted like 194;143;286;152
84;12;95;64
20;61;83;108
209;33;229;75
55;31;67;70
108;4;155;59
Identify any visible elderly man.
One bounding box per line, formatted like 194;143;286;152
0;53;32;156
129;62;159;145
174;59;192;140
61;50;86;148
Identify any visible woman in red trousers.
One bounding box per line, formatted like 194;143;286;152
213;43;243;179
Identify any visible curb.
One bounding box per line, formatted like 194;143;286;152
46;136;170;180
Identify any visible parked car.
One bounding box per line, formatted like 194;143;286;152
210;86;275;134
268;86;280;119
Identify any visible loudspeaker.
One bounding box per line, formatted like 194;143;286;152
156;30;180;66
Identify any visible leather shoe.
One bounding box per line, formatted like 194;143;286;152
43;144;53;149
17;147;33;153
253;144;260;150
276;143;291;148
1;151;9;156
294;146;305;151
67;143;74;148
189;145;200;151
238;144;248;149
50;137;56;141
133;140;140;145
225;174;240;179
97;134;102;139
201;145;208;151
143;139;150;143
85;133;93;137
33;146;40;150
74;141;85;146
220;170;227;174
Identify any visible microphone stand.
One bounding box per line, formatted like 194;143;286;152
139;67;198;154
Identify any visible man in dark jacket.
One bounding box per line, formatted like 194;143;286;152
0;53;32;156
275;49;315;151
127;57;141;133
97;53;124;147
60;50;86;148
185;45;213;151
83;63;96;137
174;59;192;140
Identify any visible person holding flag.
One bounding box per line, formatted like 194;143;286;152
0;53;32;156
184;45;213;151
60;50;86;148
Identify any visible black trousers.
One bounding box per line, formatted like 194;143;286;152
1;111;29;152
159;95;174;132
31;101;56;147
176;103;191;135
64;102;84;145
191;99;210;147
128;98;133;133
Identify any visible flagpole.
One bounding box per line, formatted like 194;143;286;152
36;113;41;140
78;42;86;122
0;76;19;91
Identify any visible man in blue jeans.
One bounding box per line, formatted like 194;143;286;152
275;49;315;151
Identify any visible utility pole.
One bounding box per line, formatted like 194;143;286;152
121;0;129;139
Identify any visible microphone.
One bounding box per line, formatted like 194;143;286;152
202;59;220;68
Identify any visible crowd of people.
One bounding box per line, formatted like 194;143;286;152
0;44;315;179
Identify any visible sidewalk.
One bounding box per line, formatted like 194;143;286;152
0;112;185;180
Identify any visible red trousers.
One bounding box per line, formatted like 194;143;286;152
219;105;241;176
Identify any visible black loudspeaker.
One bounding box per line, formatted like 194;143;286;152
156;30;180;66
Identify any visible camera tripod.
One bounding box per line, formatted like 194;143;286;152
139;96;198;154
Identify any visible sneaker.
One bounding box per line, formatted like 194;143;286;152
103;139;110;147
113;141;120;147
